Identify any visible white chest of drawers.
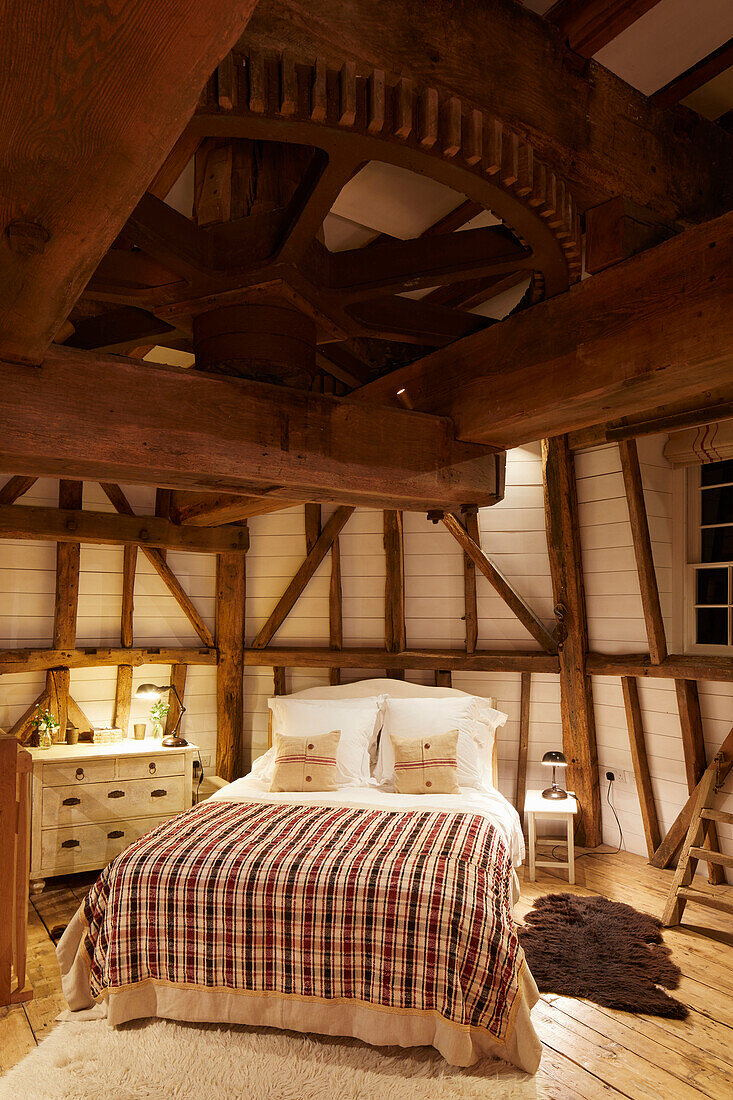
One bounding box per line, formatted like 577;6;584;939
28;739;196;891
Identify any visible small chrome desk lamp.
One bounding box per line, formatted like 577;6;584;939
135;683;187;748
541;750;568;800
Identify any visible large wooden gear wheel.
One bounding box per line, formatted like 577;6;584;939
69;50;582;389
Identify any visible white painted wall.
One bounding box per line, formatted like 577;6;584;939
1;438;730;875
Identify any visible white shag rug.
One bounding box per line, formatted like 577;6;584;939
0;1018;539;1100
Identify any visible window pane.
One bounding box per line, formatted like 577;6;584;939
701;486;733;526
696;607;728;645
696;567;728;605
701;526;733;563
701;459;733;486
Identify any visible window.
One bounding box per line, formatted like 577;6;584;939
688;459;733;649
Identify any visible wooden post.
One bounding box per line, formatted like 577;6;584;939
164;664;188;738
273;667;287;696
621;677;661;858
434;670;452;687
216;552;245;781
618;439;667;663
113;542;137;736
515;672;531;819
675;678;723;883
46;480;82;741
384;510;406;679
462;506;479;654
542;437;602;847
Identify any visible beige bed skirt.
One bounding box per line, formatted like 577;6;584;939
58;906;542;1073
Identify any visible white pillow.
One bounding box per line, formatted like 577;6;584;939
375;696;506;790
262;695;384;787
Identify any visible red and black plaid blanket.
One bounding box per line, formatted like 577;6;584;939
83;800;523;1042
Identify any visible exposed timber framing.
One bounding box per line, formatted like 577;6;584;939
434;671;452;688
170;492;298;525
461;507;480;654
354;211;733;449
216;553;245;782
587;653;733;682
515;672;531;819
0;478;37;506
584;196;675;276
620;677;661;858
273;667;287;697
438;512;557;654
100;483;215;647
384;511;406;653
0;0;260;364
618;439;667;664
243;648;559;673
544;0;663;57
542;436;601;847
0;503;248;554
651;726;733;870
252;508;354;650
0;648;215;674
651;38;733;110
164;664;188;738
0;346;504;512
569;398;733;451
243;0;732;222
46;480;83;742
304;505;342;685
674;679;723;883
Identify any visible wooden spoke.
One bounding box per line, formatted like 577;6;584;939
347;296;488;346
122;193;211;281
279;154;358;263
325;227;532;302
65;308;175;353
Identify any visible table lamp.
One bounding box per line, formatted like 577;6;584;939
135;683;187;748
541;750;568;800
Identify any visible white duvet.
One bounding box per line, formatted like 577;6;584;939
210;775;525;867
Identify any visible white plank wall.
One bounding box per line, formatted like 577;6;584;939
1;443;730;879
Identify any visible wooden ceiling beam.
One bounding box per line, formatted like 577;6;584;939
651;38;733;110
0;346;504;512
0;0;260;364
544;1;663;57
353;210;733;448
170;492;299;526
244;0;733;222
0;503;248;554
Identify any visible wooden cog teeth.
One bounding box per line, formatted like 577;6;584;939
211;51;584;285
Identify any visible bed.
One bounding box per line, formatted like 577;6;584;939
57;680;542;1073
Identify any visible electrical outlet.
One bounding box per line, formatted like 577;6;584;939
200;754;211;768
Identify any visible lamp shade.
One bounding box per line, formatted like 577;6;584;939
135;683;169;700
541;750;567;767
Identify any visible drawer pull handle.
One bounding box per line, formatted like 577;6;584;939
108;789;125;799
107;830;124;840
75;768;85;781
61;839;80;849
148;762;156;774
151;788;167;798
62;796;81;807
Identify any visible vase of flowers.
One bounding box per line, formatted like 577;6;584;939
150;699;169;739
32;706;60;750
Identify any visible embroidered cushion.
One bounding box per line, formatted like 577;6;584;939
270;729;342;792
391;729;461;795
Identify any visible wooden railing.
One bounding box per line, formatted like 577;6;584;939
0;736;33;1007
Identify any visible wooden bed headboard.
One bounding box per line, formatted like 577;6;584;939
266;680;500;783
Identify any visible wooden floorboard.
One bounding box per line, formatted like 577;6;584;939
0;854;732;1098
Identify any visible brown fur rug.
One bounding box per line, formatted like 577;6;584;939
517;893;688;1018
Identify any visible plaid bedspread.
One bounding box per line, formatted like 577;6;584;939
83;800;524;1043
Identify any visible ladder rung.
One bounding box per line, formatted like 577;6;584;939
689;846;733;868
701;807;733;827
677;888;733;916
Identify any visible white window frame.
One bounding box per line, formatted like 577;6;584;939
676;463;733;656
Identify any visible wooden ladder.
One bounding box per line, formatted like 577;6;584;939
662;751;733;927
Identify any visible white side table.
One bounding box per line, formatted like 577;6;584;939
525;789;578;884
